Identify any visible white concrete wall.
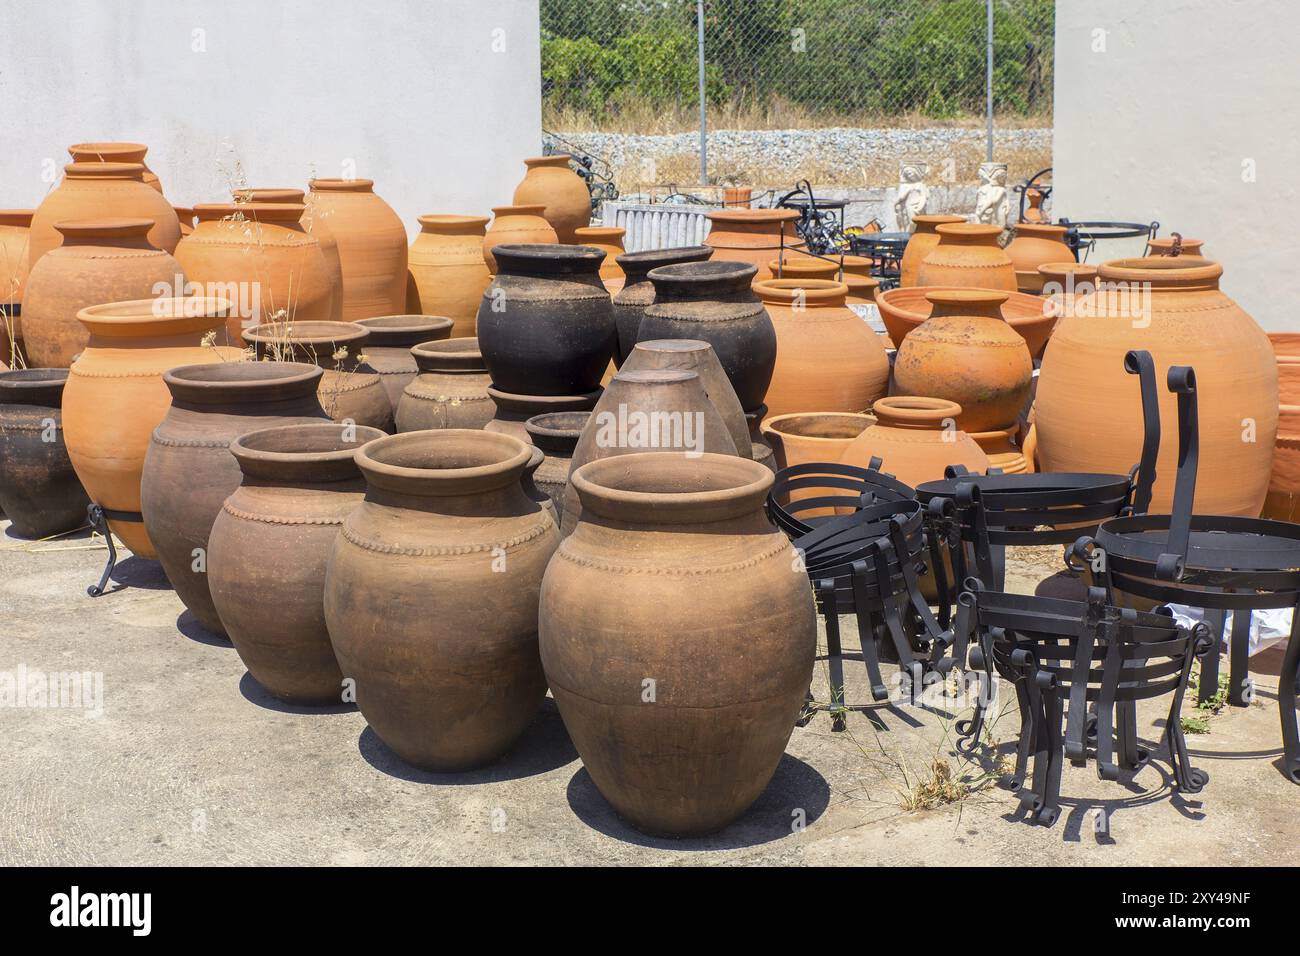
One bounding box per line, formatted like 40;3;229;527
0;0;541;236
1053;0;1300;330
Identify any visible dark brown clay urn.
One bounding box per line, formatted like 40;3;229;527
636;260;776;413
612;245;713;365
207;422;384;704
484;385;602;444
140;362;328;637
523;411;588;521
323;429;560;771
0;369;90;538
354;314;453;413
476;244;616;395
540;452;817;837
395;338;493;432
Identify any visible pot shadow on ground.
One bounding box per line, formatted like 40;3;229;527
238;671;357;716
565;753;831;850
176;610;234;648
109;555;173;592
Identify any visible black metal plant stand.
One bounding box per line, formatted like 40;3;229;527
85;503;121;597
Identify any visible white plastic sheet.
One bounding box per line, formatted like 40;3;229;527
1165;604;1293;656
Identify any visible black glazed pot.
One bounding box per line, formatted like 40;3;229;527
612;245;713;366
0;368;91;538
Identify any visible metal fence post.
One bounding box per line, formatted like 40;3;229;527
986;0;994;162
697;0;708;184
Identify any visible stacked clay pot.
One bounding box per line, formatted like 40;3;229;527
705;207;806;271
483;205;558;273
23;219;185;367
916;223;1016;291
233;188;343;320
512;154;591;244
354;315;453;413
761;411;875;471
68;142;163;192
767;254;879;305
1265;333;1300;521
209;422;385;703
485;387;601;444
307;178;407;321
1148;236;1205;257
899;214;965;287
324;430;560;771
407;215;492;337
0;369;90;537
524;411;588;521
574;226;626;290
612;245;713;365
1006;223;1073;293
841;397;990;486
396;338;494;431
875;284;1056;359
540;452;817;836
0;209;32;308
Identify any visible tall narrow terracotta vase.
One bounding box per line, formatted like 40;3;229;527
512;155;592;243
407;215;492;337
307;178;407;321
354;315;453;413
612;245;713;365
483;205;558;274
915;223;1016;291
705;208;806;271
899;214;965;287
573;226;626;290
1006;223;1073;293
840;397;990;486
0;210;32;308
68;142;163;193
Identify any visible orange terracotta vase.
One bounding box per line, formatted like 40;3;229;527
876;285;1056;359
512;155;592;243
574;226;626;290
760;411;875;470
1147;236;1205;257
407;215;492;337
899;214;965;287
705;208;807;272
307;178;407;321
753;278;890;419
724;186;753;208
68;142;163;193
916;223;1017;292
766;253;878;304
1036;256;1277;516
22;219;185;368
232;188;342;321
0;210;32;308
483;204;558;273
1006;223;1072;293
62;297;241;556
841;397;989;486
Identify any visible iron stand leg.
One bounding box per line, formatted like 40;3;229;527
86;504;118;598
1228;607;1252;707
1197;607;1226;705
1278;598;1300;784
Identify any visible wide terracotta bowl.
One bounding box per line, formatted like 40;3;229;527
876;285;1056;359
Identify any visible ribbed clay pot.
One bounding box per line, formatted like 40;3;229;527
875;284;1056;359
307;178;407;321
899;214;965;287
705;207;807;271
0;210;32;307
1036;256;1277;516
63;297;241;556
208;422;384;703
68;142;163;193
140;362;328;636
638;260;775;413
324;429;560;771
916;223;1016;291
0;369;90;537
574;227;626;290
1147;236;1205;258
1006;223;1072;293
354;315;453;413
841;397;990;486
761;411;875;471
612;245;713;365
485;386;602;444
22;219;185;368
540;452;817;836
524;411;588;521
767;254;879;305
512;155;591;244
477;244;616;395
407;215;492;337
396;338;494;431
233;188;343;320
483;205;558;274
753;278;890;420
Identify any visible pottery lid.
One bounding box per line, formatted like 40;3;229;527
163;361;323;407
411;337;486;373
524;411;589;456
418;214;489;233
232;188;306;203
309;178;375;192
1097;255;1222;290
647;259;757;299
355;315;453;348
76;296;231;338
871;396;965;429
52;218;155;242
193;202;307;225
754;278;849;306
571;452;774;525
355;428;534;497
486;386;603;416
63;162;146;180
231;421;385;484
615;245;713;282
492;243;605;277
0;368;68;408
68;142;148;161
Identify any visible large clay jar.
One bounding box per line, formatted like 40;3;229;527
485;387;602;444
407;215;492;337
0;210;32;307
22;219;185;368
512;155;591;244
1006;223;1073;293
761;411;875;471
63;297;240;557
208;422;384;703
477;244;616;395
0;368;90;537
29;164;180;270
753;278;890;419
916;223;1017;291
354;315;453;413
524;411;587;520
638;260;776;413
705;208;806;272
243;321;393;432
899;214;965;287
483;205;558;273
1036;256;1277;516
841;397;990;485
540;452;817;836
307;178;407;321
876;284;1055;359
893;290;1033;432
233;188;343;319
573;226;626;290
396;338;493;431
612;245;713;365
68;142;163;193
141;362;328;636
324;430;559;771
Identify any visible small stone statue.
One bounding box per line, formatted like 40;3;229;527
975;162;1010;227
895;161;929;232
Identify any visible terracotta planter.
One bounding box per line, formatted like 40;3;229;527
234;188;342;319
1264;404;1300;523
208;422;384;703
767;254;878;304
477;244;616;395
307;178;407;321
483;205;558;274
899;214;965;287
574;226;626;289
1269;333;1300;405
324;430;559;771
354;315;453;413
0;369;90;537
612;245;713;365
747;405;776;473
638;260;776;413
68;142;163;193
1036;256;1276;515
23;219;185;368
524;411;588;521
1147;236;1205;258
760;411;875;470
512;155;591;244
485;386;602;444
753;278;890;420
540;452;816;836
875;284;1056;359
724;186;753;208
396;337;494;431
705;207;806;271
0;209;32;307
1006;223;1072;293
916;223;1016;291
407;215;492;337
841;397;990;486
63;297;240;556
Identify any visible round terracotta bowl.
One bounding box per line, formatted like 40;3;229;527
876;285;1056;359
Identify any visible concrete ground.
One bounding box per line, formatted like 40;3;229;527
2;525;1297;866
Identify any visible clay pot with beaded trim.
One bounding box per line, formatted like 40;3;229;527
1006;223;1072;293
524;411;588;521
704;207;807;271
840;397;990;486
875;284;1056;359
915;222;1016;291
354;315;453;413
307;178;407;321
68;142;163;193
407;215;492;337
512;155;592;244
0;369;90;538
612;245;713;365
233;188;343;320
483;205;558;274
899;214;965;287
396;337;494;431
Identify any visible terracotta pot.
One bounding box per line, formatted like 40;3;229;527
1147;236;1205;258
612;245;713;365
760;411;875;470
29;163;180;268
1269;333;1300;405
540;452;816;836
512;155;591;244
396;338;494;431
573;226;626;289
1037;260;1097;297
485;386;602;444
524;411;588;521
407;215;492;337
483;205;558;274
23;219;185;368
174;207;195;238
724;187;753;208
638;260;776;413
208;422;384;703
324;429;559;770
970;424;1030;474
753;278;890;420
0;368;90;537
766;253;879;305
876;284;1056;359
1036;256;1276;515
1006;223;1072;293
68;142;163;193
916;223;1016;291
841;397;990;485
233;188;342;320
899;214;965;287
705;207;806;271
307;178;407;321
477;244;616;395
62;297;240;556
354;315;453;412
0;209;32;307
1264;404;1300;522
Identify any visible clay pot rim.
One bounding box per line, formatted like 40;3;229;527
705;207;800;224
935;223;1003;241
525;411;590;454
356;315;454;346
244;321;368;348
924;288;1011;309
872;396;964;428
648;259;757;289
52;218;155;240
611;368;699;386
356;428;533;496
63;162;146;180
492;243;605;276
523;154;572;167
486;385;603;411
491;204;548;217
615;245;713;281
1037;260;1098;278
1148;237;1204;248
309;178;375;192
232;188;306;203
0;367;68;406
418;214;490;231
574;226;626;240
68;141;148;157
193;202;307;224
911;215;967;230
754;278;849;305
1098;255;1222;286
1013;223;1068;237
571;451;774;525
231;421;386;482
631;338;715;358
163;360;322;404
76;296;231;336
761;411;876;442
766;256;837;276
410;337;484;371
0;210;34;225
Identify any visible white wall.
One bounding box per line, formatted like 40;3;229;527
1053;0;1300;330
0;0;541;235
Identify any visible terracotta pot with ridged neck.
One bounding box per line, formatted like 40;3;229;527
876;284;1055;358
841;397;989;485
407;215;492;336
483;205;558;274
705;207;807;271
1006;223;1073;293
233;188;342;319
396;337;494;431
324;429;560;771
612;245;713;364
68;142;163;192
0;209;33;308
573;226;626;290
899;214;965;287
308;178;407;321
0;369;90;537
354;315;453;412
512;155;592;244
916;222;1016;291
